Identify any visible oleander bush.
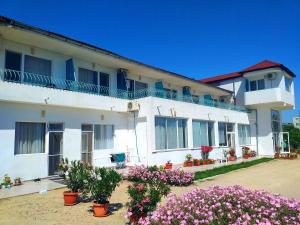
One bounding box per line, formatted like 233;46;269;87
127;165;194;186
138;185;300;225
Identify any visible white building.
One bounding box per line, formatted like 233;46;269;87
0;16;296;180
293;117;300;129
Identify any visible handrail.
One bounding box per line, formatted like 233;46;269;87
0;69;250;112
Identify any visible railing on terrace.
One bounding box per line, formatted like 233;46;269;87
0;69;250;113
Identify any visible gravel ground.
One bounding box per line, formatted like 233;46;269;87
0;158;299;225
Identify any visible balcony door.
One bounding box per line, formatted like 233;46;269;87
48;123;64;176
81;124;93;164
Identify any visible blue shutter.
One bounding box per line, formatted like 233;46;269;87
93;71;98;85
155;81;164;90
182;86;191;96
245;80;249;92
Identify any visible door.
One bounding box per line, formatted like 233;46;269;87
280;132;290;153
273;132;280;153
81;124;93;164
48;123;63;176
227;132;235;148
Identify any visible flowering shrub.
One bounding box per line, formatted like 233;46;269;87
88;167;122;204
201;146;213;159
127;165;194;186
58;158;92;193
138;185;300;225
127;181;170;220
229;148;235;157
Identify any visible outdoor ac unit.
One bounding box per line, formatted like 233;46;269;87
265;73;277;80
127;101;140;112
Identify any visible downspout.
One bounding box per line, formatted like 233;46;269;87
133;112;141;162
253;109;259;156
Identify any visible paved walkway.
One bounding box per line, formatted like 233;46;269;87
0;158;299;225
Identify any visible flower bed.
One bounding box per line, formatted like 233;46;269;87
138;185;300;225
127;165;194;186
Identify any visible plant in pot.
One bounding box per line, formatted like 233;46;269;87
14;177;22;186
184;154;193;167
201;146;213;161
193;158;200;166
89;167;122;217
228;148;236;161
127;180;170;224
3;174;12;188
165;160;172;169
274;146;281;158
242;146;250;159
59;158;92;206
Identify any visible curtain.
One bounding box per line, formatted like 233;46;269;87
155;117;166;150
192;121;201;147
208;122;215;146
238;124;251;145
178;119;187;148
166;118;177;149
200;121;208;146
24;55;51;76
14;122;45;154
218;122;227;146
94;125;114;150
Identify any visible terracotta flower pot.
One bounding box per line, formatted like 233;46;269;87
228;156;236;161
93;202;109;217
63;191;78;206
194;161;200;166
184;161;193;167
165;163;173;169
129;213;147;223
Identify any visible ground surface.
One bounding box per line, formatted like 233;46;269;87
0;159;299;225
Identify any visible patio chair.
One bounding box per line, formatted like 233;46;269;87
112;153;126;169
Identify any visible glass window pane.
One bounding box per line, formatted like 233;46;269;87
250;80;257;91
14;122;45;154
5;50;22;71
218;122;227;146
48;123;64;131
155;117;166;150
208;121;215;146
81;124;93;131
192;121;201;147
257;79;265;90
200;121;208;146
178;119;187;148
94;124;114;150
166;118;177;149
24;55;51;76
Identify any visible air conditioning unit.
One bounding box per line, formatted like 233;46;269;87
265;73;277;80
127;101;140;112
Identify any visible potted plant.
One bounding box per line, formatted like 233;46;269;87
228;149;236;161
59;158;92;206
89;167;122;217
201;146;213;160
193;159;200;166
3;174;12;188
127;181;170;223
184;154;193;167
14;177;22;186
242;146;251;159
165;160;172;169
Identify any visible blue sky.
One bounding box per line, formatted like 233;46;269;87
2;0;299;122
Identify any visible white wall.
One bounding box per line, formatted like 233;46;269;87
0;101;131;180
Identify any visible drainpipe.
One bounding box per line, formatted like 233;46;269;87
253;109;259;156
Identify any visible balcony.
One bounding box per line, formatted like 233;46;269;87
0;69;250;113
244;88;295;109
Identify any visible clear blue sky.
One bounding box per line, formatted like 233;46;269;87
2;0;299;122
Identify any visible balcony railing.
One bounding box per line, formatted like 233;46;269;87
0;69;250;113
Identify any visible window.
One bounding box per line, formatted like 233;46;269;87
24;55;51;76
247;79;265;92
155;117;188;150
192;120;215;147
78;68;98;93
271;110;281;132
218;122;234;146
94;125;114;149
285;77;291;92
14;122;45;154
238;124;251;145
5;50;22;81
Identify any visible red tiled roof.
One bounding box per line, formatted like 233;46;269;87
200;60;295;84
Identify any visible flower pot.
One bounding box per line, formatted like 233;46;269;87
193;161;200;166
228;156;236;161
184;161;193;167
165;163;173;169
63;191;78;206
129;213;147;223
93;202;109;217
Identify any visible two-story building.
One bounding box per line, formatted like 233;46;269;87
0;16;296;180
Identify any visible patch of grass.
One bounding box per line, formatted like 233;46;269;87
194;157;274;180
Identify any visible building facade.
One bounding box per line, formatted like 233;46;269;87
293;117;300;129
0;16;296;180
